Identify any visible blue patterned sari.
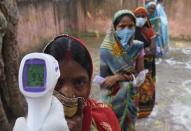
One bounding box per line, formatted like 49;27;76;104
100;30;143;131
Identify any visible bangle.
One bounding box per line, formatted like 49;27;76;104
131;74;135;81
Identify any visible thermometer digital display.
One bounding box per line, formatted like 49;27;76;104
22;59;46;92
27;64;44;87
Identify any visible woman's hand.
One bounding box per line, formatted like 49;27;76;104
144;49;154;57
101;75;120;88
66;100;84;131
101;73;135;88
66;115;83;131
154;31;160;36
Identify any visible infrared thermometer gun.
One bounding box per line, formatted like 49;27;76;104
13;53;69;131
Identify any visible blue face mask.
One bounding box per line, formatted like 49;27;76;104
136;18;147;27
116;27;135;49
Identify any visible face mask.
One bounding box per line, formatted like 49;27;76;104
54;91;85;118
136;18;147;27
116;27;135;49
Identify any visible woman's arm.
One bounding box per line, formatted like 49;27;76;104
100;50;133;88
144;37;156;57
150;37;156;55
136;49;144;73
101;74;133;89
150;16;160;22
145;27;156;57
100;54;120;88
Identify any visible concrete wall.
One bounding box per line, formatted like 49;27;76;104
16;0;191;52
164;0;191;39
17;0;85;52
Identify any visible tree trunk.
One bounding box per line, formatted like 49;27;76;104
0;97;10;131
0;0;25;130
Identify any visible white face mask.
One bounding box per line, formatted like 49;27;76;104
136;18;147;27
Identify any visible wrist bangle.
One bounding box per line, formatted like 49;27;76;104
131;74;135;81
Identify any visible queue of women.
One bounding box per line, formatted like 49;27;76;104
14;0;169;131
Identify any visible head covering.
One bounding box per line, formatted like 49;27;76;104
43;34;93;79
134;7;148;17
134;6;155;43
156;0;163;3
134;7;153;28
146;1;156;9
101;10;137;51
112;9;136;25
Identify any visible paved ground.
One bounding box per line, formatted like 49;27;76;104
84;36;191;131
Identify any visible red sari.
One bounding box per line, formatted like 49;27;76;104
83;99;121;131
65;35;121;131
48;35;121;131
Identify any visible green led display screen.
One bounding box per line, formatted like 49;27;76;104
27;64;44;87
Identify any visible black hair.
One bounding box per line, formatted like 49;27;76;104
44;36;92;78
157;0;163;3
113;13;136;29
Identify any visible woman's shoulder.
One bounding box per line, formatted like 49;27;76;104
100;47;114;59
87;99;121;131
87;99;110;109
87;99;118;118
100;42;124;58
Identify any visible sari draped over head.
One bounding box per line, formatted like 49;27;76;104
134;7;156;118
100;10;144;131
134;7;156;48
146;1;169;56
48;34;121;131
156;2;169;52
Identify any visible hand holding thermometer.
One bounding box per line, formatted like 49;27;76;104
13;53;69;131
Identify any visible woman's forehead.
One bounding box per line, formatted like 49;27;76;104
136;12;147;17
149;4;156;9
119;16;134;24
59;60;89;78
